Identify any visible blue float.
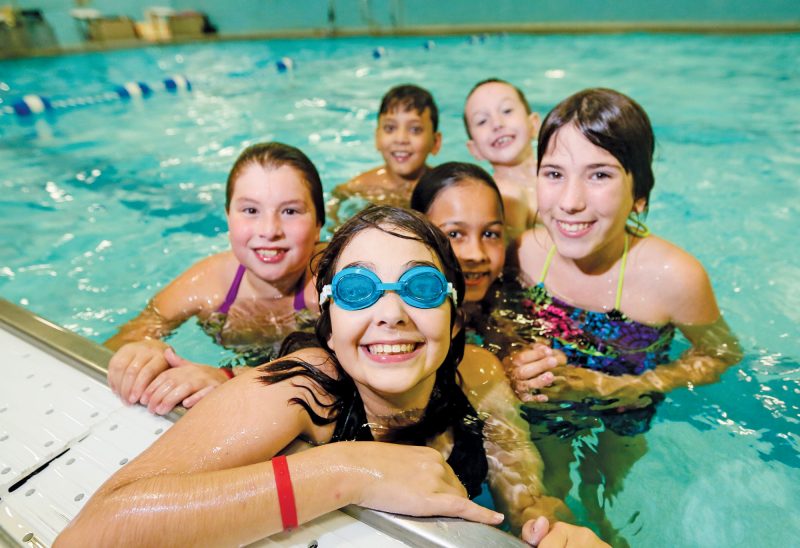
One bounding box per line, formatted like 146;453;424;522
276;57;295;73
11;95;54;116
8;75;191;117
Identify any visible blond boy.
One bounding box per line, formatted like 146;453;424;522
464;79;540;239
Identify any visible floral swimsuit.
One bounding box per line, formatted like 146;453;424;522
523;236;675;376
521;236;675;437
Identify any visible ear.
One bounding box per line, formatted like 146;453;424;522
430;132;443;156
528;112;541;139
466;139;485;162
633;197;647;214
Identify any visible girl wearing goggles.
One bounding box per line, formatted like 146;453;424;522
59;206;604;547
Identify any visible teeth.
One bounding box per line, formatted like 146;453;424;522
558;221;592;233
392;152;411;160
493;136;512;147
464;272;485;280
368;343;416;355
256;249;281;257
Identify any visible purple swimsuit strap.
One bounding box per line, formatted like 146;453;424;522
293;279;307;312
220;264;307;314
218;264;246;314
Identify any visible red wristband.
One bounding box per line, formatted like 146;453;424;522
220;367;234;379
272;455;298;531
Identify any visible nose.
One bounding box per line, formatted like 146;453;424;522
394;126;410;143
457;237;489;266
491;114;504;131
558;178;586;214
373;290;409;328
258;211;284;239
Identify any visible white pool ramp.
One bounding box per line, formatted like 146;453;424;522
0;298;525;547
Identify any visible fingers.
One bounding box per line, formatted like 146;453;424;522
522;516;551;546
143;375;194;415
506;345;561;380
431;493;504;526
182;385;215;408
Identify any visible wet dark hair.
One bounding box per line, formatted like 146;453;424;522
225;142;325;226
379;84;439;132
463;78;531;138
411;161;505;217
261;207;486;495
537;88;655;211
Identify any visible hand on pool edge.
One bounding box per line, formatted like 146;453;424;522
138;347;231;415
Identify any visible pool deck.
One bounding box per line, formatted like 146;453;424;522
0;299;525;547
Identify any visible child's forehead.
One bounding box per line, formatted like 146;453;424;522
379;104;432;122
468;82;522;108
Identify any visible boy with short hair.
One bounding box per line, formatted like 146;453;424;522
463;79;540;239
329;84;442;223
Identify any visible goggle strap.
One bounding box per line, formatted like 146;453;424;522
319;284;332;305
447;282;458;305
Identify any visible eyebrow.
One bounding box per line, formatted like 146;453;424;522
232;198;308;207
339;259;439;272
539;162;622;170
439;220;504;228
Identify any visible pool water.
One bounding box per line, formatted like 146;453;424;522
1;33;798;546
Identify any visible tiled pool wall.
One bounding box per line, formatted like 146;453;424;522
9;0;800;51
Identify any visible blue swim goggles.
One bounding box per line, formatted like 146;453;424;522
320;265;457;311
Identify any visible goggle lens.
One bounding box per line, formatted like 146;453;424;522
320;266;456;311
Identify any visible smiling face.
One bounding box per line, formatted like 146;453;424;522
227;163;320;287
326;227;452;409
375;107;442;182
537;123;645;269
465;81;538;167
425;180;505;303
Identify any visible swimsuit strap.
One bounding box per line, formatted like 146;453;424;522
539;245;558;284
614;235;630;311
218;264;246;314
293;273;307;312
540;235;629;309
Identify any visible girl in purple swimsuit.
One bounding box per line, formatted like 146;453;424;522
105;142;325;415
505;89;742;545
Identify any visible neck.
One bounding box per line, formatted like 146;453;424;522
243;267;305;301
357;375;436;438
492;151;536;183
572;233;628;276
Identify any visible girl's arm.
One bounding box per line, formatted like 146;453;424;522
458;346;572;529
104;253;230;351
459;347;608;546
57;356;501;547
104;254;233;404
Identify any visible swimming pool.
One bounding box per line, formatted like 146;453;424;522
1;33;798;546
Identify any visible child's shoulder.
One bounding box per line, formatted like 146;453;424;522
186;250;239;279
635;235;708;283
459;344;504;385
336;167;390;193
631;234;717;322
